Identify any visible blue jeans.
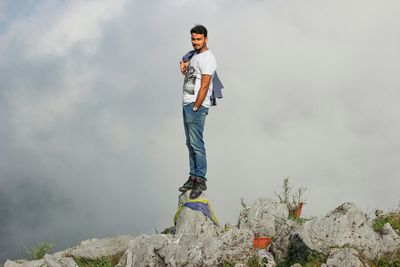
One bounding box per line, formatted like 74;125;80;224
183;103;209;180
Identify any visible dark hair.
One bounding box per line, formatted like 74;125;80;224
190;25;208;37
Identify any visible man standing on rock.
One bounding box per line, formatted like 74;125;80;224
178;25;217;199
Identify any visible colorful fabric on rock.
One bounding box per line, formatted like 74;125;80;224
173;197;219;226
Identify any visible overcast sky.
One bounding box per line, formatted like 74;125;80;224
1;0;400;262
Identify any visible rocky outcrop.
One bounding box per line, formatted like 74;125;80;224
65;235;133;259
115;193;254;266
380;222;400;248
42;255;78;267
4;235;134;267
324;248;365;267
289;202;399;261
270;218;299;262
237;197;301;263
4;255;77;267
174;192;221;236
4;259;45;267
238;198;288;237
116;227;253;267
3;198;400;267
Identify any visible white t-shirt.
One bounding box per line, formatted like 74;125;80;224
182;50;217;108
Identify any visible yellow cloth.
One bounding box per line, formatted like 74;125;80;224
173;197;219;226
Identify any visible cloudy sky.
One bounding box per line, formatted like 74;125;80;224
1;0;399;262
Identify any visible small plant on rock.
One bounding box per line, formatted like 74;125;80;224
25;241;55;260
275;177;307;220
161;226;175;234
247;253;261;267
277;250;327;267
373;207;400;235
302;251;327;267
221;260;234;267
73;256;117;267
376;248;400;267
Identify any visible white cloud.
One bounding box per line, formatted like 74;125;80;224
38;1;126;56
2;0;127;57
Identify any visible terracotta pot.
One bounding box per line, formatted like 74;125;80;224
294;202;304;219
253;237;272;249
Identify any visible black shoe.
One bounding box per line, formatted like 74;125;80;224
179;176;195;192
189;177;207;199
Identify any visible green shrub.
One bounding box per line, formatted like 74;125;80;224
25;241;55;260
73;256;114;267
72;251;124;267
161;226;175;234
221;260;234;267
276;249;327;267
373;212;400;235
302;251;327;267
247;254;261;267
377;249;400;267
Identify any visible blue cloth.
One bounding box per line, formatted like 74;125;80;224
182;50;224;106
183;202;218;225
183;102;208;180
182;50;196;61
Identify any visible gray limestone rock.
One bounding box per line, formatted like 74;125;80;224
325;248;364;267
164;227;253;266
237;197;296;262
218;227;254;264
238;198;289;237
174;207;221;236
380;222;400;248
271;219;300;262
3;253;77;267
174;192;221;237
4;259;45;267
65;235;133;260
116;227;254;266
43;254;77;267
290;202;399;260
116;234;175;267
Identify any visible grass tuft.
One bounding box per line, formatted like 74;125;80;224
373;211;400;235
376;249;400;267
247;254;261;267
25;241;55;260
73;252;124;267
221;260;234;267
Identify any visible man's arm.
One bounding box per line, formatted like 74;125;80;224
193;74;212;109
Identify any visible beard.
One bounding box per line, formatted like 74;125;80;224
193;44;206;52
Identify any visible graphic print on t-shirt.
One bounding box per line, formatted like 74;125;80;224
183;65;196;95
